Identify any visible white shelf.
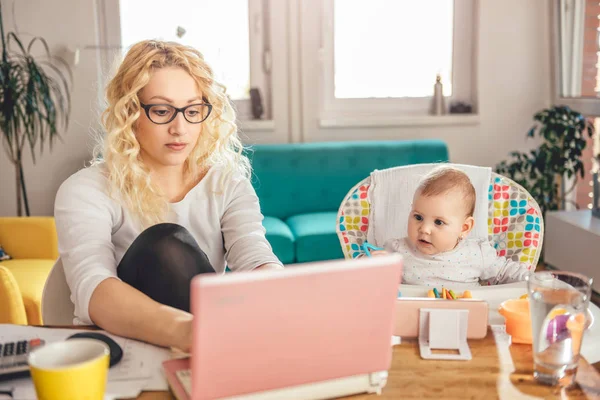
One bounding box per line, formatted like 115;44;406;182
546;210;600;236
544;210;600;292
319;114;480;128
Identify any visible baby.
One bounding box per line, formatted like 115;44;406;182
371;166;531;287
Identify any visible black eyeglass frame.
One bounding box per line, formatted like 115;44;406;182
139;101;213;125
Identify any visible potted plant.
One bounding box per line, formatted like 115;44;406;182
0;3;72;216
496;105;594;217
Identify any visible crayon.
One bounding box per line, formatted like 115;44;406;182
448;290;456;300
433;288;440;298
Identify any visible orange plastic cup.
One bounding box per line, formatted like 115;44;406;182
498;298;532;344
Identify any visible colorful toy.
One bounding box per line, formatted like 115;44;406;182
0;245;11;261
544;308;586;347
361;242;384;257
426;287;472;300
499;298;588;346
545;309;570;344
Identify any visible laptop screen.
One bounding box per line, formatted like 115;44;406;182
190;255;402;400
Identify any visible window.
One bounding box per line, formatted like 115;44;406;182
333;1;454;99
577;118;599;210
552;0;600;210
100;0;271;120
319;0;476;122
98;0;475;132
120;0;251;101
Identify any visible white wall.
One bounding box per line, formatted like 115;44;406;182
0;0;102;217
0;0;551;216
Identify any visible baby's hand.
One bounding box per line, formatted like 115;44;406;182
369;250;390;257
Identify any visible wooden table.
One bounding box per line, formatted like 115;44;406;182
131;327;600;400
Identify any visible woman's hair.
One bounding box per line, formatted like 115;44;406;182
94;40;250;227
416;166;476;217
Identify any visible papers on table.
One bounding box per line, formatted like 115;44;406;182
0;325;172;400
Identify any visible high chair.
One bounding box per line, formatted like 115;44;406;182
336;165;544;272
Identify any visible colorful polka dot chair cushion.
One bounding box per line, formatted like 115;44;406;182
487;173;543;270
336;177;372;259
336;172;543;270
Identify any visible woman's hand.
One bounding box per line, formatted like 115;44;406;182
172;315;194;352
89;278;195;352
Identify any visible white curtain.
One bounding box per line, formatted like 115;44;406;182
560;0;586;210
560;0;585;97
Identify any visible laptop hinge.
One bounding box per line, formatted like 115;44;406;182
368;371;388;395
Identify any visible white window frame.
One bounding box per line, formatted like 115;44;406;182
318;0;477;124
549;0;600;211
243;0;272;120
94;0;272;121
550;0;600;116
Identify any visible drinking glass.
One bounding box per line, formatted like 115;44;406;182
526;270;593;386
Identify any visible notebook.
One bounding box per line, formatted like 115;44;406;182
163;255;403;400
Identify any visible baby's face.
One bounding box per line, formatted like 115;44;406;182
407;190;470;255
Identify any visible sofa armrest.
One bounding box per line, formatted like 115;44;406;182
0;266;28;324
0;217;59;260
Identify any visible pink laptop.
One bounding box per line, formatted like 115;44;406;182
183;255;402;400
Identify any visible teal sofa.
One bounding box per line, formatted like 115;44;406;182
247;140;449;264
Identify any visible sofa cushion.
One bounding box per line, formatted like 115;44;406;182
262;216;295;264
248;140;449;220
0;217;58;260
286;212;343;263
2;259;55;325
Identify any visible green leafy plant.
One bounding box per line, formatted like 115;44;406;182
0;3;72;216
496;105;594;216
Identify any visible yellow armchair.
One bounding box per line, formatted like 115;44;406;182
0;217;58;325
0;266;28;324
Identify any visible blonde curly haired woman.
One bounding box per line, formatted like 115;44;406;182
54;40;282;351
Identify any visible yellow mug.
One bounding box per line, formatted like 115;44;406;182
28;338;110;400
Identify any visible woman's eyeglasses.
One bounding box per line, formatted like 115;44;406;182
140;102;212;125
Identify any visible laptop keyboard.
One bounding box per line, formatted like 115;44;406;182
176;368;192;396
